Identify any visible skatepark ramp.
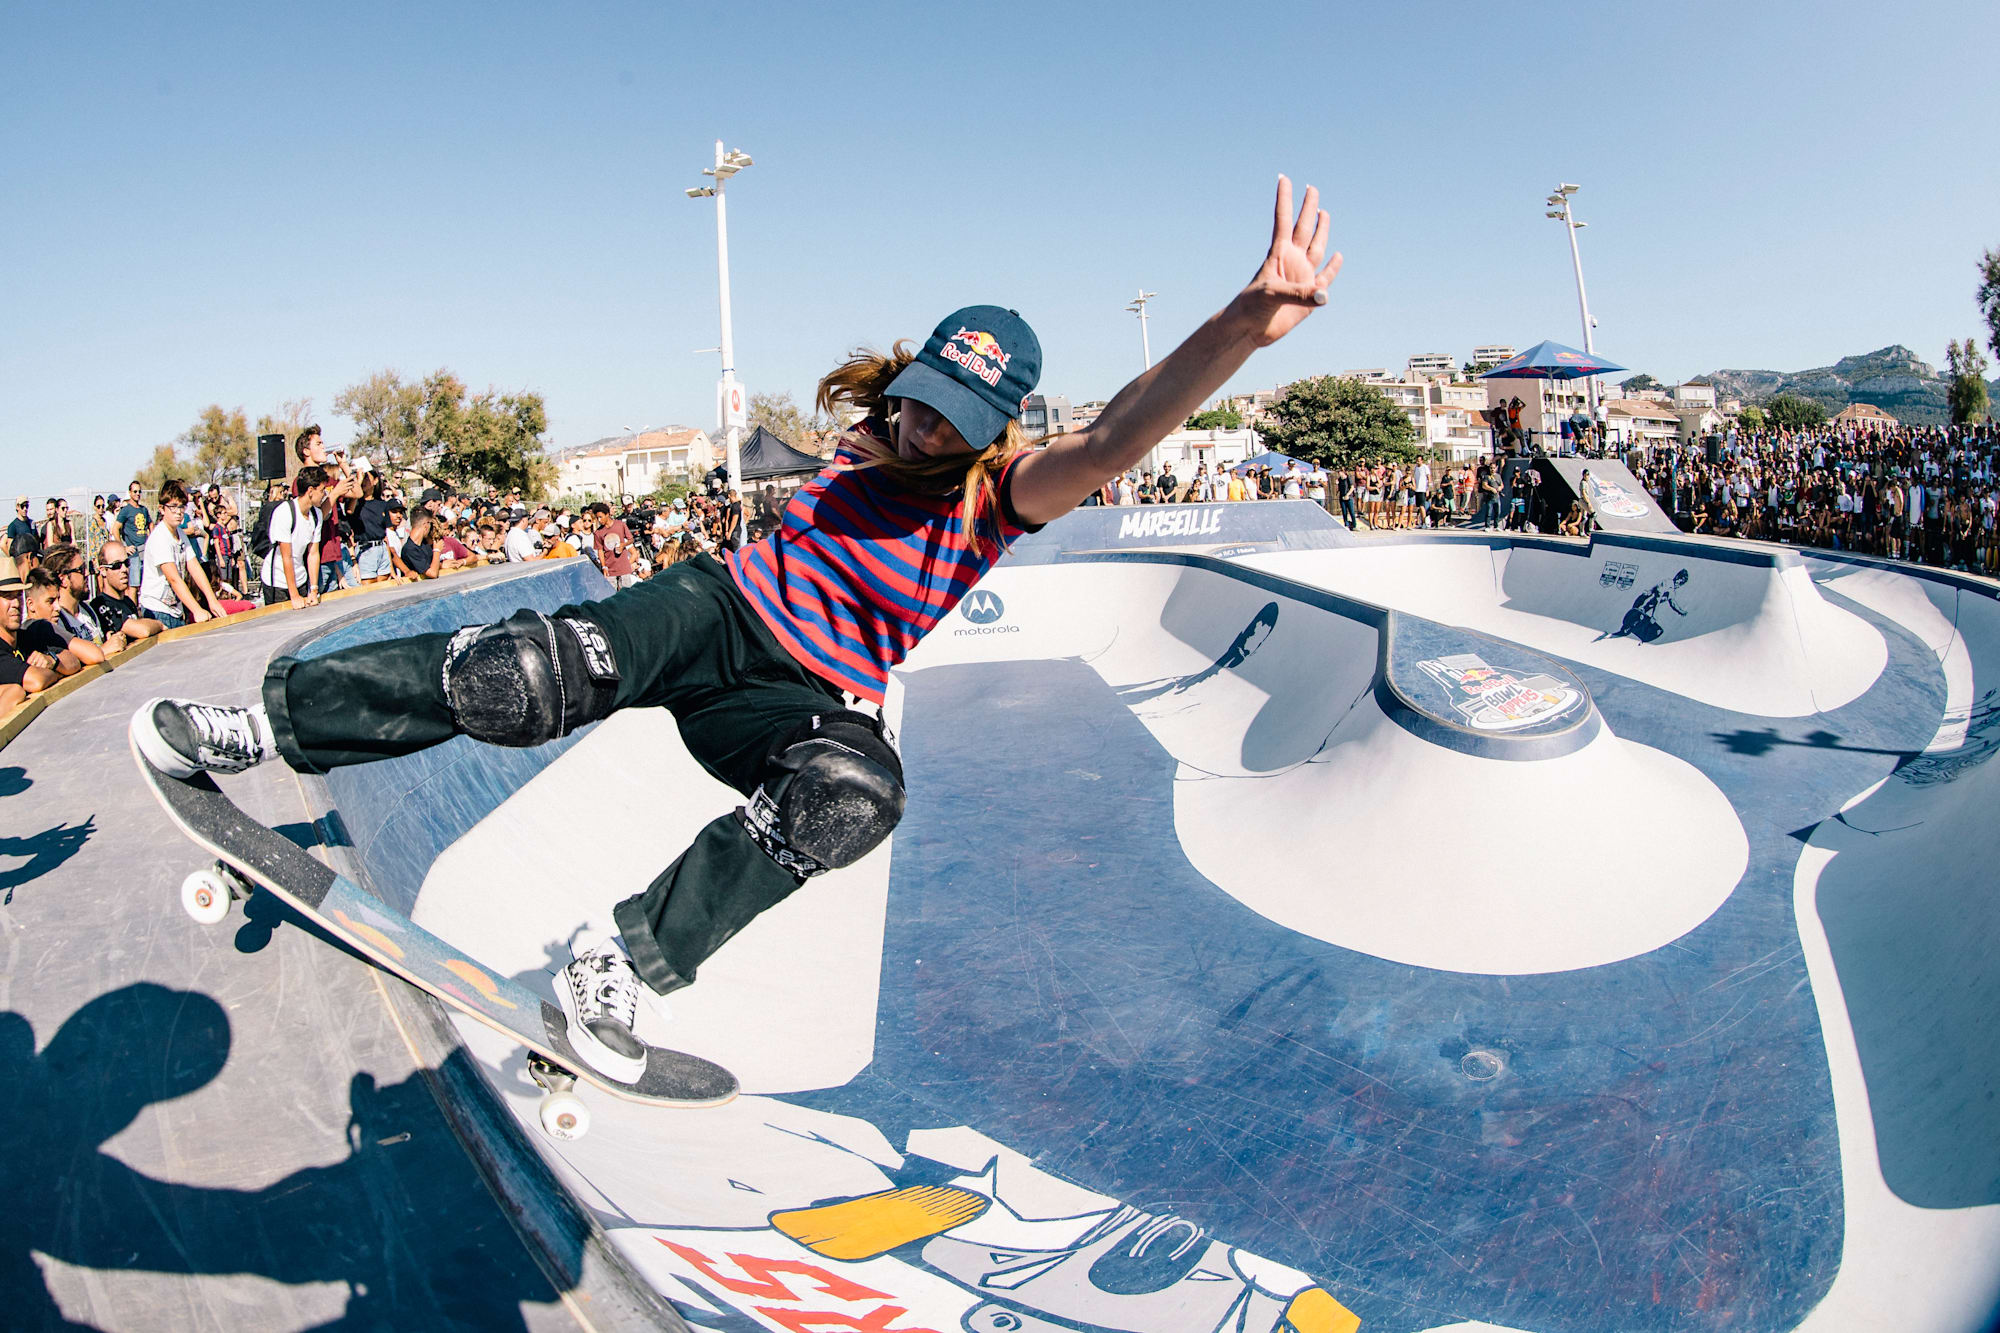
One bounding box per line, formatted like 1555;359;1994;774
1531;456;1681;534
21;518;2000;1330
1241;529;1886;717
264;518;2000;1332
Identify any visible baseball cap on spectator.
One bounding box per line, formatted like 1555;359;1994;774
420;488;444;506
884;304;1042;452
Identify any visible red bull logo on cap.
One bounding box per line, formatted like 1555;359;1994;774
940;327;1009;387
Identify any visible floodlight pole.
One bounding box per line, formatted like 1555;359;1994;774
1546;184;1599;439
689;141;754;488
1126;290;1157;370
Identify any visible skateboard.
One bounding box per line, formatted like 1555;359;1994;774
133;743;739;1140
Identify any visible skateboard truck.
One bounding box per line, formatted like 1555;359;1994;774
181;859;255;926
527;1053;592;1141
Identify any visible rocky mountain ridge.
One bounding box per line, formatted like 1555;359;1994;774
1701;345;1996;426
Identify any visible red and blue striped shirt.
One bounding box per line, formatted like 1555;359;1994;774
726;432;1038;703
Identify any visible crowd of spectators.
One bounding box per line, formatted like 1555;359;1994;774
1626;421;2000;572
2;429;785;720
24;415;1989;716
1082;417;2000;572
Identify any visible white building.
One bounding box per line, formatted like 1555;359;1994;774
1134;427;1263;478
1424;405;1493;460
1666;382;1724;442
1603;399;1681;448
1471;344;1517;367
1022;394;1073;438
562;428;713;499
1406;352;1456;380
1426;381;1495;459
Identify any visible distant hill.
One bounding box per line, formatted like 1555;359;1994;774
1702;346;1998;426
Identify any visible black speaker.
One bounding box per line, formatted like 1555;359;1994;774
257;434;289;481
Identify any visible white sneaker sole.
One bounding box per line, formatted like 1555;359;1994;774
130;699;201;779
553;966;647;1086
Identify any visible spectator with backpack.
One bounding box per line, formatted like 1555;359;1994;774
261;466;327;609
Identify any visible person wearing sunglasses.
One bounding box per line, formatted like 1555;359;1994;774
89;542;165;643
139;480;229;628
37;544;128;657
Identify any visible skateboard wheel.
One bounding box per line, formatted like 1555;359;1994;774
538;1091;590;1141
181;870;234;926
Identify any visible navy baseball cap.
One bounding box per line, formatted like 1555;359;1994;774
886;305;1041;451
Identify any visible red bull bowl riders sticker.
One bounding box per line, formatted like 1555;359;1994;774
1582;474;1651;520
1416;652;1583;731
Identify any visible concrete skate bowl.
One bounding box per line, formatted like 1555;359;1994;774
281;529;2000;1333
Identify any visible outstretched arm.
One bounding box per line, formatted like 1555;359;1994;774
1009;176;1342;526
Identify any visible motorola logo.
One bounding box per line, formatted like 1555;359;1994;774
960;591;1006;624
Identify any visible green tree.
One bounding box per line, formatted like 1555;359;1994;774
1946;337;1991;425
336;369;554;495
255;398;315;457
1763;394;1828;431
335;370;427;479
134;441;192;498
747;389;838;446
182;405;255;485
1186;407;1243;430
1977;247;2000;364
1255;376;1420;469
435;388;554;497
749;390;803;443
1620;373;1661;393
1735;404;1767;432
1462;359;1501;379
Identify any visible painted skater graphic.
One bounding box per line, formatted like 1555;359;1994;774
1598;569;1690;643
1117;602;1281;705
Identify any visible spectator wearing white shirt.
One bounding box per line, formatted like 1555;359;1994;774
262;465;328;609
141;480;229;628
502;513;542;562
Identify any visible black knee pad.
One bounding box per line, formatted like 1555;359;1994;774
441;610;620;747
738;711;904;876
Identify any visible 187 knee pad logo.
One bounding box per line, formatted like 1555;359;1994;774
955;591;1018;635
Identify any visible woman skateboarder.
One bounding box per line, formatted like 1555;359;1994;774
134;176;1342;1084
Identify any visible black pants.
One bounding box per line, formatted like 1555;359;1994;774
261;554;849;994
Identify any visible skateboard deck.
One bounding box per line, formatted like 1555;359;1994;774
134;742;739;1121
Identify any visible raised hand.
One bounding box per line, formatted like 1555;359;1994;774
1237;175;1342;348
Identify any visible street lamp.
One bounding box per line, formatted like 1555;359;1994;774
1545;183;1600;444
688;141;754;489
1125;289;1158;370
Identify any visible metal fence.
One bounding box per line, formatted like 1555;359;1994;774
9;482;261;579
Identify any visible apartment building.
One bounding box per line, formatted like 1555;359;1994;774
1406;352;1456;380
562;427;713;498
1137;427;1263;479
1021;394;1074;439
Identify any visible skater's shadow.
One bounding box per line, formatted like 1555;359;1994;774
0;816;96;907
1;983;565;1328
228;882;373;962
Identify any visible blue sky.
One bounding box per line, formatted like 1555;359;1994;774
5;1;1996;496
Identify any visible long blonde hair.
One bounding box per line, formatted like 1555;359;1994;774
817;342;1030;556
